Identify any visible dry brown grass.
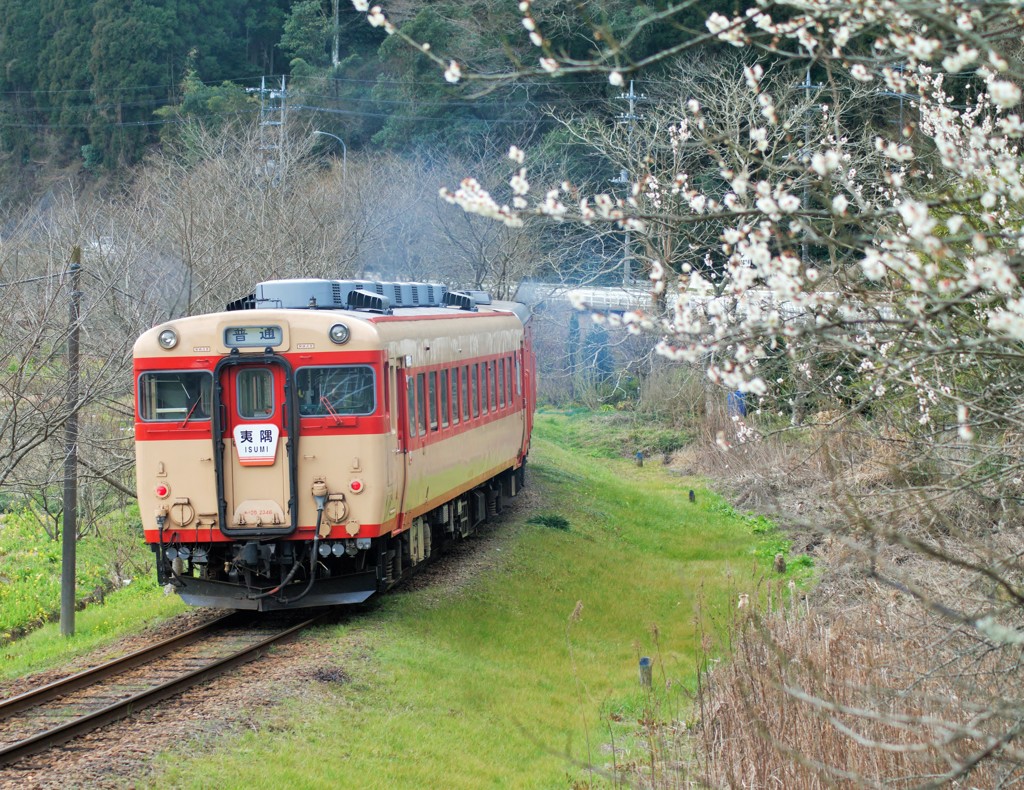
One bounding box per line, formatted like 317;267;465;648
647;411;1024;788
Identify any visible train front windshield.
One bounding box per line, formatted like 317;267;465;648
138;371;213;422
296;365;376;416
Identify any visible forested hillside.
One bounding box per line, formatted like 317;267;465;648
0;0;734;200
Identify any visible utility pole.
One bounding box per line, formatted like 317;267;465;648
332;0;340;67
60;246;82;638
613;80;645;286
247;76;288;181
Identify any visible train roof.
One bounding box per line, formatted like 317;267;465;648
134;280;529;359
227;279;501;315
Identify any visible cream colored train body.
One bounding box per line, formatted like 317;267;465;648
133;280;535;610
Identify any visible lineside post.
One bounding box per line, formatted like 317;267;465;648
61;246;82;638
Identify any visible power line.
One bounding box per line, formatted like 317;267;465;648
0;272;65;288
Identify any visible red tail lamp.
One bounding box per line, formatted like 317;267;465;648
155;483;170;499
349;479;364;494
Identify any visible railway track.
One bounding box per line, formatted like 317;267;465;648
0;611;324;768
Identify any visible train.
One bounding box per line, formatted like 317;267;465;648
133;278;536;610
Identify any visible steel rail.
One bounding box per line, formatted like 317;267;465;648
0;613;323;767
0;612;240;721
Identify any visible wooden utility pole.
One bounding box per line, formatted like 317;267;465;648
60;246;82;637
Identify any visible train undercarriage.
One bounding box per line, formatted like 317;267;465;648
154;465;525;611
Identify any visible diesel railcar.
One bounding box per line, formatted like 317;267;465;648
133;279;535;610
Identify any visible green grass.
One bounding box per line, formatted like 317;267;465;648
0;503;189;677
0;579;187;679
0;507;134;639
147;411;797;788
534;407;689;459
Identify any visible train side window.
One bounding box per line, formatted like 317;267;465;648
462;366;470;421
296;366;376;416
471;364;479;418
450;368;460;426
237;368;274;419
489;361;497;412
441;369;450;428
428;371;439;431
480;362;488;415
498;359;506;409
515;353;522;397
406;375;416;439
416;373;427;435
138;371;212;421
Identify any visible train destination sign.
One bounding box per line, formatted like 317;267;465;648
224;325;283;348
233;423;280;466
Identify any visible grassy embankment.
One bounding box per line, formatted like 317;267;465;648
0;505;187;678
145;409;809;788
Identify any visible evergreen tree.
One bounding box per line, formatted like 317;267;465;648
0;0;45;160
38;0;94;152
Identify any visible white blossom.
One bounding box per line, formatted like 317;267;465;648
989;81;1022;109
443;61;462;84
811;150;840;176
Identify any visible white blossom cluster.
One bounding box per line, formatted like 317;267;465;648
366;0;1024;460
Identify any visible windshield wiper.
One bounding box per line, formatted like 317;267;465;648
320;396;343;426
179;397;203;428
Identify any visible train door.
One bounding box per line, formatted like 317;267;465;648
383;360;406;528
214;358;297;535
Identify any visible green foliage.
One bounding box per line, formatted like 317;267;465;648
0;575;185;680
280;0;331;66
708;496;815;579
154;69;256;149
526;513;571;530
0;505;151;642
0;0;285;169
535;407;688;459
81;144;102;170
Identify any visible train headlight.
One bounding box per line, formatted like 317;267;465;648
331;542;345;557
318;542;332;558
157;328;178;349
328;323;350;344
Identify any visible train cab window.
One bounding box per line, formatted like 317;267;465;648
296;366;376;417
498;360;506;409
428;371;439;431
451;368;460;426
461;366;470;422
416;373;427;435
441;371;450;428
138;371;212;422
237;368;275;419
